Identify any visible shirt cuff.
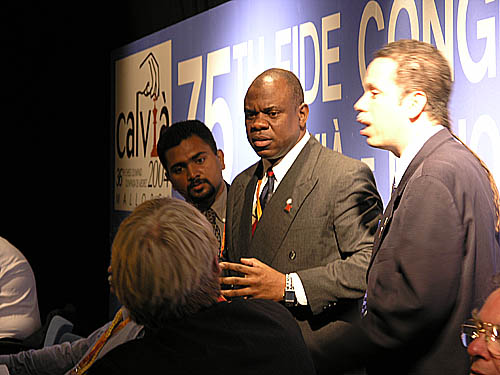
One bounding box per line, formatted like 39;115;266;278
290;273;308;306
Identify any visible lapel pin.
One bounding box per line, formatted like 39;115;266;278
378;217;389;238
284;198;292;213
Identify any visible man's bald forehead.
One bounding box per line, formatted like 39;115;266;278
248;68;304;107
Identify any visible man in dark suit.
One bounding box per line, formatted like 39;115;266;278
220;68;382;372
328;40;500;374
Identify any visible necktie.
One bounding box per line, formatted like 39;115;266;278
204;208;221;249
360;292;368;318
259;169;275;212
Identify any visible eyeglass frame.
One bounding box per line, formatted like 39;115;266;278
461;310;500;359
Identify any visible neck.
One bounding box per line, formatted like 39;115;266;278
393;117;438;158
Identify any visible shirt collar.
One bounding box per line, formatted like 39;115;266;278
263;132;310;189
394;125;444;188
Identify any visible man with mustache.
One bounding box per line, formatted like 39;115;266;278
220;68;382;373
157;119;228;257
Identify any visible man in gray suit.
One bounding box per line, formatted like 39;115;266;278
220;68;382;372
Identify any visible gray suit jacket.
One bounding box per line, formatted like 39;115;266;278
225;136;382;371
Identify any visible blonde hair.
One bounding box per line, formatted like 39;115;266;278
111;197;220;328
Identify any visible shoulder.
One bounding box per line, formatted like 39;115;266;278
311;146;377;192
304;137;373;176
321;147;370;172
0;237;32;277
230;161;259;186
418;137;484;189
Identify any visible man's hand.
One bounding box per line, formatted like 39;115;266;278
219;258;286;301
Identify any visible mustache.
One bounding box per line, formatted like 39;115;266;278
188;177;210;190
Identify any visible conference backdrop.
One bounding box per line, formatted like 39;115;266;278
111;0;500;231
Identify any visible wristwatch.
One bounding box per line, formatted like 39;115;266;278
284;273;296;307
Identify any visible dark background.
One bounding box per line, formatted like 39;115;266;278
2;0;229;336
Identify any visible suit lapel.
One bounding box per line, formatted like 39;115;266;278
249;137;321;265
231;163;260;261
367;129;452;272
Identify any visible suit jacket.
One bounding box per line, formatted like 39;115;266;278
88;299;316;375
328;129;500;374
225;136;382;371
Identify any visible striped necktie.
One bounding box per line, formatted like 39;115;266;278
203;208;221;249
252;168;275;236
259;168;275;212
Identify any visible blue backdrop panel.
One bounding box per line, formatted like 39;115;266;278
111;0;500;230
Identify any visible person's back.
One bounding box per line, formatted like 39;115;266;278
0;237;41;340
87;197;316;375
89;299;315;374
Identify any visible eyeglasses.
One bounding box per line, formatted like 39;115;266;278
461;315;500;358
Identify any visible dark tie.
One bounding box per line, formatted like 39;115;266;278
259;169;275;212
203;208;221;249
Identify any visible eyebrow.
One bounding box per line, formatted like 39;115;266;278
245;105;280;113
169;151;207;169
363;82;378;91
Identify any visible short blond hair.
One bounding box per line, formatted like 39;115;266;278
111;197;220;328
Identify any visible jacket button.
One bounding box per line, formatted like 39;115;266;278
289;250;296;260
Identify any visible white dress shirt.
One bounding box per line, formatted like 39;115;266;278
0;237;41;340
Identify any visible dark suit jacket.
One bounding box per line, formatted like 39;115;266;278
88;299;315;375
225;136;382;371
328;129;500;374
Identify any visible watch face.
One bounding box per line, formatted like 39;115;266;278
284;290;296;305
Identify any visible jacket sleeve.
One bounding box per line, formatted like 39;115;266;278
298;162;382;315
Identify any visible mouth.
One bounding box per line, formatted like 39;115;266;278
356;114;371;136
188;179;208;193
356;113;370;126
251;137;272;149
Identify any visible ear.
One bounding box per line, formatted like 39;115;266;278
213;256;221;275
298;102;309;130
404;91;427;121
216;149;225;170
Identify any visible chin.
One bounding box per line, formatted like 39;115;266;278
254;149;274;159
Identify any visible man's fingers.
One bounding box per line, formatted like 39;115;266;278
219;276;250;286
240;258;259;267
220;261;253;274
220;287;252;298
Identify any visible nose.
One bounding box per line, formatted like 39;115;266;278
249;112;269;131
468;334;491;360
354;92;367;112
187;163;200;181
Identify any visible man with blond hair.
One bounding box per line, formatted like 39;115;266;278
89;197;315;374
328;39;500;375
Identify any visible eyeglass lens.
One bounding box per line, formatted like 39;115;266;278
462;320;500;358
